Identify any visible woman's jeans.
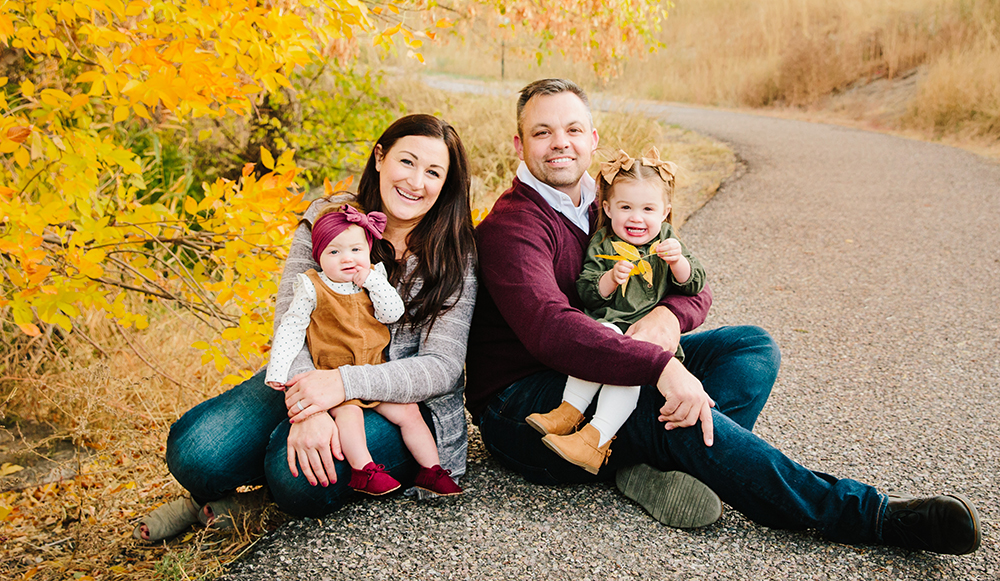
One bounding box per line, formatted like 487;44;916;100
165;370;423;517
479;325;888;544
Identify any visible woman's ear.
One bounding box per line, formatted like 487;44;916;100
374;144;384;171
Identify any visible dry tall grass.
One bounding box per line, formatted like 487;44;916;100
418;0;1000;151
0;83;735;581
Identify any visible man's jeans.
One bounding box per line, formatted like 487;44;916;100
479;325;888;544
165;370;422;517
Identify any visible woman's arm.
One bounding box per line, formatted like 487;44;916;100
339;256;478;404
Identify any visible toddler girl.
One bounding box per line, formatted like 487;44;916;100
266;204;462;497
526;148;706;474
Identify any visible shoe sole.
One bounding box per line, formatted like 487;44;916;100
353;484;401;496
525;415;551;436
541;435;602;475
616;464;722;528
415;486;463;497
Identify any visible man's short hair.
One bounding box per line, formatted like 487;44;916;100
516;78;593;138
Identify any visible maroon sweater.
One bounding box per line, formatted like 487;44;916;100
465;178;713;421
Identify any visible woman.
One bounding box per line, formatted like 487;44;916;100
135;114;477;540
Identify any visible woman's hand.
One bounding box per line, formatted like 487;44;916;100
286;411;344;486
283;369;346;423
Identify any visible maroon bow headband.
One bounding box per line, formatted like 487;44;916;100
311;205;387;264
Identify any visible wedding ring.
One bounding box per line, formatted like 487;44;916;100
296;401;305;412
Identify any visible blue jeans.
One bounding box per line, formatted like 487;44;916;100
165;370;423;517
479;325;888;544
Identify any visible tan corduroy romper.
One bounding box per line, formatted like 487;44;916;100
304;269;389;408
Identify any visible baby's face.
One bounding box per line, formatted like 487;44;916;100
318;225;371;283
602;179;670;246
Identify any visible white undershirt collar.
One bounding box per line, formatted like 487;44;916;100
517;162;596;235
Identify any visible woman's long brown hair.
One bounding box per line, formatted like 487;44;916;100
355;114;476;331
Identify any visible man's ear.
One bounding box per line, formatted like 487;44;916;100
513;134;525;161
374;144;384;171
591;127;599;154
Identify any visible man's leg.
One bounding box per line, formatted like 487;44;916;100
612;349;980;553
612;390;885;542
680;325;779;431
612;324;780;526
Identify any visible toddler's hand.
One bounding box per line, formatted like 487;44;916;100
655;239;683;264
267;381;285;390
611;260;633;286
352;264;371;287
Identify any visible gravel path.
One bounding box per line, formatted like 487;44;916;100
218;85;999;580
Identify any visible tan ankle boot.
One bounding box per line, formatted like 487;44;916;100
526;401;584;436
541;424;612;475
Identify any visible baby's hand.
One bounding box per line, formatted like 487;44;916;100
352;264;371;288
611;260;633;286
654;239;683;264
267;381;286;390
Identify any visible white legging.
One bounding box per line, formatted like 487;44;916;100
562;323;640;447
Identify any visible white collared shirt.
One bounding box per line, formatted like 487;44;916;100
516;162;596;235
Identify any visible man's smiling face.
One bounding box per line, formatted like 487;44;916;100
514;91;599;204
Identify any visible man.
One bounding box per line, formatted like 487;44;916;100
464;78;980;554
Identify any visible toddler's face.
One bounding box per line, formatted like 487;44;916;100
318;225;371;283
602;179;670;246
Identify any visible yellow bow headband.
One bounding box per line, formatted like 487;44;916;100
600;147;678;186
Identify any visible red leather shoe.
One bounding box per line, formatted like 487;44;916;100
348;462;401;496
414;464;463;496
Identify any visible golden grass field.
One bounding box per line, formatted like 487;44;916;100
0;80;734;581
419;0;1000;159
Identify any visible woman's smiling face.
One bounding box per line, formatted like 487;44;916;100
375;134;450;230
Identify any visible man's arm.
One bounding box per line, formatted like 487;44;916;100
477;207;674;388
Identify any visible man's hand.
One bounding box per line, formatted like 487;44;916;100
286;411;344;486
656;357;715;446
625;305;681;353
284;369;346;423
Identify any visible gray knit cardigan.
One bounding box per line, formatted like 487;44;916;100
271;196;476;478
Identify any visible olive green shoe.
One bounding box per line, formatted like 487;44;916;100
616;464;722;528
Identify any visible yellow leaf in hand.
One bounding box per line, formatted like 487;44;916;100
610;240;641;261
639;259;654;286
